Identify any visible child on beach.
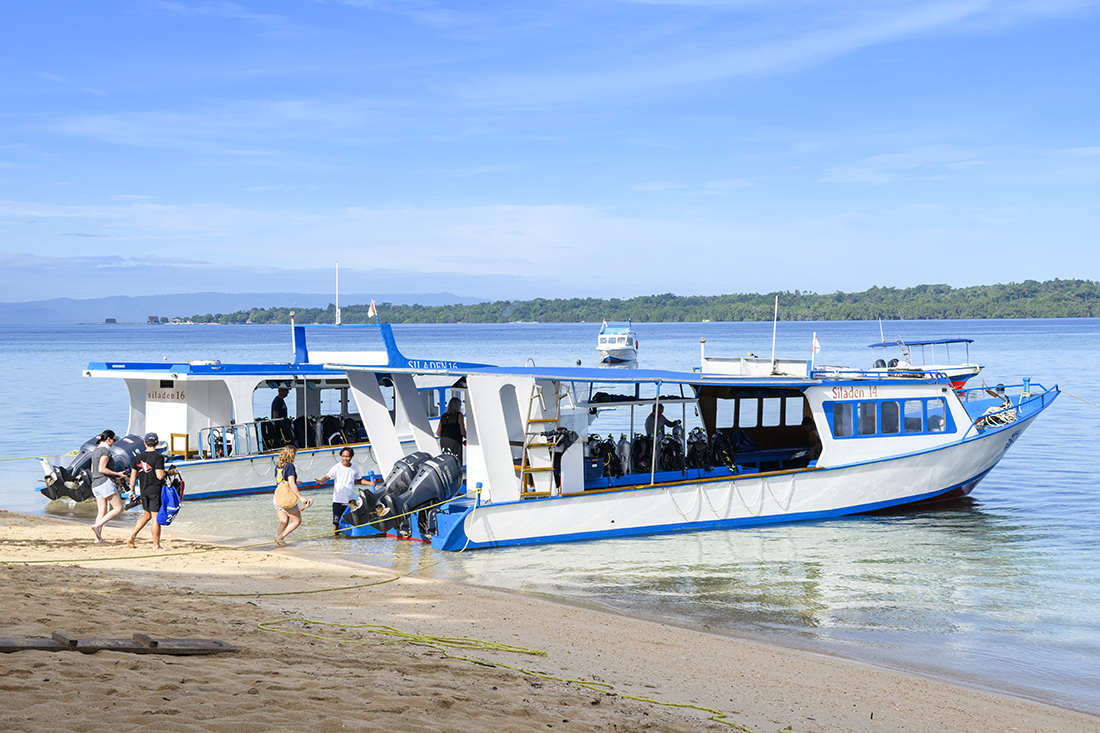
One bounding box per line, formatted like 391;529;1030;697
315;447;370;535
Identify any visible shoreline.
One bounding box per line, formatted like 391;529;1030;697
2;509;1098;733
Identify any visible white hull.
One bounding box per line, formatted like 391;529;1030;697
598;347;638;363
436;415;1034;550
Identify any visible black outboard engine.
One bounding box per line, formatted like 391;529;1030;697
343;452;433;529
343;484;388;529
109;434;147;475
41;435;99;502
41;433;147;502
383;452;433;495
375;454;462;537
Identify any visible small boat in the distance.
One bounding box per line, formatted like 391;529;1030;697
865;338;982;389
597;321;638;363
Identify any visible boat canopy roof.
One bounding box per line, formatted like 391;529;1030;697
868;338;973;348
599;321;635;333
334;360;818;389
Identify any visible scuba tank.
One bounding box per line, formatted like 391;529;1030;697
617;434;631;474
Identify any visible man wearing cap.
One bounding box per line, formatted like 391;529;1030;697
271;387;290;419
127;432;167;549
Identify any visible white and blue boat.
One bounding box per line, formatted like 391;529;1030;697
866;337;982;389
38;320;463;503
596;320;638;363
330;326;1059;551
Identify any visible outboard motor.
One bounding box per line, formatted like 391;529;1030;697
41;433;147;502
344;484;389;529
375;454;462;537
343;453;434;530
109;434;147;475
41;435;99;502
382;452;433;495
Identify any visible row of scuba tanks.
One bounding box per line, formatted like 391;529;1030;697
257;415;365;454
588;426;755;478
343;451;462;538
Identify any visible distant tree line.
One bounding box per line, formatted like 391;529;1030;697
179;279;1100;325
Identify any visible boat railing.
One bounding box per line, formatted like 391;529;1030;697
810;367;950;382
958;381;1058;439
196;421;265;459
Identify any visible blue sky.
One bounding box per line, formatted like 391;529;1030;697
2;1;1098;303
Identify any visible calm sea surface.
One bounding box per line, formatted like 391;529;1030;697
1;319;1098;714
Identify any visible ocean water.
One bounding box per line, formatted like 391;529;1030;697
1;319;1098;714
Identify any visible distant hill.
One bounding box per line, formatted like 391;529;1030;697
192;279;1100;324
0;292;485;325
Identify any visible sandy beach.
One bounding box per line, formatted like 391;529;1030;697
1;510;1097;733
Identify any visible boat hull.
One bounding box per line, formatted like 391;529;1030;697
599;348;638;363
432;412;1037;551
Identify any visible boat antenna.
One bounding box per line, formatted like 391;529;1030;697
335;261;341;326
878;317;884;342
770;294;779;371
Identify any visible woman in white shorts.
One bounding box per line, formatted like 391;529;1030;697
90;430;128;543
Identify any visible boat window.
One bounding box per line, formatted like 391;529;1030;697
627;338;633;346
738;398;758;428
880;401;900;434
856;402;877;435
761;398;782;427
160;379;174;389
927;398;946;433
904;400;923;432
832;403;853;437
785;397;804;426
421;389;440;418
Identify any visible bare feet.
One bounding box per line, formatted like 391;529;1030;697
152;545;162;550
275;536;287;548
91;525;103;542
126;537;136;548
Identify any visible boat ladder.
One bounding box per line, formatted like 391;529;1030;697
518;382;562;497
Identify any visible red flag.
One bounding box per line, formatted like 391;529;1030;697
367;299;376;318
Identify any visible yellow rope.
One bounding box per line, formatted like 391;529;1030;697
257;617;757;731
0;450;77;462
1060;389;1100;410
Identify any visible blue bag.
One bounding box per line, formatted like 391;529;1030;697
158;482;182;526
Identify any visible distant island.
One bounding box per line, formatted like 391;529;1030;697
177;278;1100;324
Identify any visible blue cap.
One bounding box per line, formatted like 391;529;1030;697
144;432;159;445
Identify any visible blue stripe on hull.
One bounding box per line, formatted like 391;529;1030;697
432;467;995;551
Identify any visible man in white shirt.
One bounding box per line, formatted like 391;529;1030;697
316;447;370;535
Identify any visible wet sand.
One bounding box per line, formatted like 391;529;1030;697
1;509;1097;733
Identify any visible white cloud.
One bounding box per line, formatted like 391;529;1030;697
821;145;978;184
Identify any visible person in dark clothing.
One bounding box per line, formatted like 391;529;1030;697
271;387;290;419
436;396;466;465
127;432;166;550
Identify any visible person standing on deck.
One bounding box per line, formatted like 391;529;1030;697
436;397;466;465
645;404;679;438
271;387;290;419
127;433;166;550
